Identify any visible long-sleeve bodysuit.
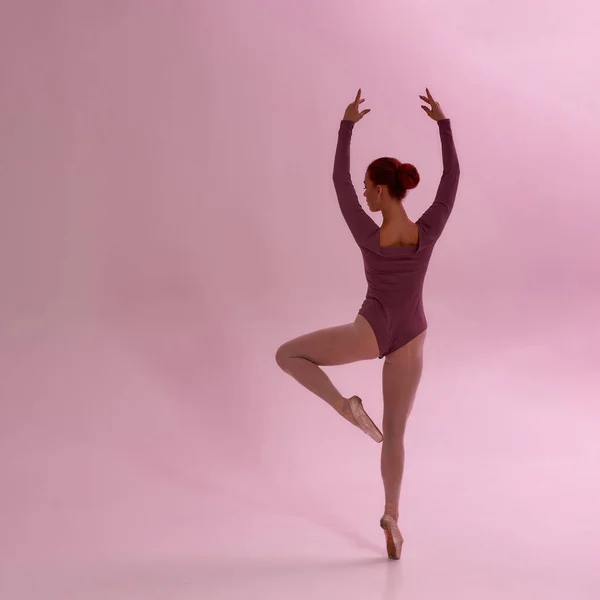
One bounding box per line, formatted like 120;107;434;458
332;118;460;359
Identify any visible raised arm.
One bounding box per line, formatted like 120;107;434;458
332;119;378;246
417;118;460;246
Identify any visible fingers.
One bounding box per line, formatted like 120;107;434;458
420;90;436;105
355;88;362;104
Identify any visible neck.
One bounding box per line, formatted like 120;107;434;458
381;199;410;225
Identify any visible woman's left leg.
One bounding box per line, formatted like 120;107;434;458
275;314;379;417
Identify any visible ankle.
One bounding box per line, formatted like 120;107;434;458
383;508;399;522
339;396;351;414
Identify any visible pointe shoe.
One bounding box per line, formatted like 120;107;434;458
380;515;403;560
348;396;383;443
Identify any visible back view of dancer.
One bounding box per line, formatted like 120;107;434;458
276;88;460;560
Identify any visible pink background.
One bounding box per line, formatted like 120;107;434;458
1;1;599;598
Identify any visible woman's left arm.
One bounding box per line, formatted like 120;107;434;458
332;90;378;246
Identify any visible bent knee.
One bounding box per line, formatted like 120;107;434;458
276;341;311;370
275;344;286;368
275;342;294;369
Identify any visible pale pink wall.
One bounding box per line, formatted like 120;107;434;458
1;0;599;590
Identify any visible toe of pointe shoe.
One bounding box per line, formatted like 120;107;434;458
380;515;403;560
349;396;383;443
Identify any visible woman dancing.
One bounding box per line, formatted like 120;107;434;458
275;88;460;559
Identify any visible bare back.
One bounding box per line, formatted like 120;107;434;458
379;222;420;248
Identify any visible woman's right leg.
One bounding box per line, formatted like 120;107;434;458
380;330;427;521
275;314;379;417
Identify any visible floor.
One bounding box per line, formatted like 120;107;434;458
1;301;599;599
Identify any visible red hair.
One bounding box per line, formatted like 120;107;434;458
367;157;420;201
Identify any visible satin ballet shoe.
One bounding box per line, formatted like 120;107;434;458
348;396;383;443
380;514;404;560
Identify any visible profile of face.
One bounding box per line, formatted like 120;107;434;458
363;173;384;212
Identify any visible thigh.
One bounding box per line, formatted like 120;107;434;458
381;330;427;434
277;314;379;366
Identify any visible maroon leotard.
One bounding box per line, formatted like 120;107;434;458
332;118;460;358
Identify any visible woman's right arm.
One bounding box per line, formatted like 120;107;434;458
416;118;460;245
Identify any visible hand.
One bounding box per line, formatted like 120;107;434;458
419;88;446;121
343;89;371;123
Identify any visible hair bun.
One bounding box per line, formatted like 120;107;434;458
395;163;419;190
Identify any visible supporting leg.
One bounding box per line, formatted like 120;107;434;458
379;330;426;557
